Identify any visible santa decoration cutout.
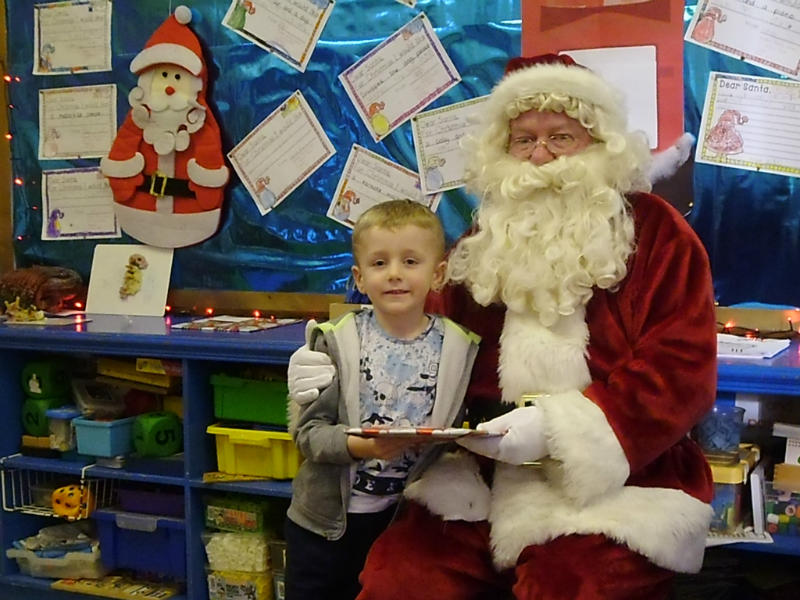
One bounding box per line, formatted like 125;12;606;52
101;5;229;248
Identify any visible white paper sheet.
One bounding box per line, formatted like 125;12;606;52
41;167;120;240
339;13;461;142
412;96;488;194
38;84;117;159
33;0;112;75
222;0;335;73
686;0;800;79
227;90;336;215
562;46;659;149
328;144;441;228
86;245;173;317
696;71;800;177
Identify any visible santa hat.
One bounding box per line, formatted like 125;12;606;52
487;53;628;136
129;5;204;79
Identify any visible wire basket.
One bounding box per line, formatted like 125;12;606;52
1;466;117;520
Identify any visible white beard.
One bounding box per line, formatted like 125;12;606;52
447;146;636;327
129;70;206;156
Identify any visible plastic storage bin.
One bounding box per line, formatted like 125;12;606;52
73;416;135;457
6;546;107;579
207;569;273;600
206;423;301;479
709;460;748;532
93;508;186;578
46;405;81;451
205;494;273;533
119;486;184;518
764;482;800;535
211;374;289;426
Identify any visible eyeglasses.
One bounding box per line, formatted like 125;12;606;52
507;133;580;156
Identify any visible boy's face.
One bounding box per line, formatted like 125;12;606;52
352;224;446;322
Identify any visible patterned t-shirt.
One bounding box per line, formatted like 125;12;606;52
348;309;444;513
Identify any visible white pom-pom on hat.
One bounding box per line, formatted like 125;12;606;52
174;5;192;25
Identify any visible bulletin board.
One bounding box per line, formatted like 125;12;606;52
5;0;800;308
5;0;522;298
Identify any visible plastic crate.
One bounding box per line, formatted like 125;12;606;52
74;416;135;457
206;423;301;479
119;487;184;518
93;508;186;578
6;546;107;579
211;374;288;426
97;357;179;389
207;569;273;600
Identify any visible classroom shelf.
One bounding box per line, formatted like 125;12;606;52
0;315;304;600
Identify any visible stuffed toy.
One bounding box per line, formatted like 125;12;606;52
100;5;229;248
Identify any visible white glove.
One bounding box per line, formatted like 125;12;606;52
456;406;547;465
287;320;336;405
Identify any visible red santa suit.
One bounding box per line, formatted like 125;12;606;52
357;56;716;600
100;5;229;248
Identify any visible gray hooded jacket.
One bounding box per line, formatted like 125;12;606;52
287;310;480;540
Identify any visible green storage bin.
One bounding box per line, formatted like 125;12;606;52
211;374;288;426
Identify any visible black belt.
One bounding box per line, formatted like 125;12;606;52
138;172;195;198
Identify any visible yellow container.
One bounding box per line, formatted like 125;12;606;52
207;569;273;600
206;423;302;479
97;357;178;389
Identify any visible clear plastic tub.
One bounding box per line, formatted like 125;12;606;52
6;546;107;579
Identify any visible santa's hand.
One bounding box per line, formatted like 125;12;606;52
288;320;336;406
456;406;547;465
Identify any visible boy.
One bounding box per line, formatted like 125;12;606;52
285;199;480;600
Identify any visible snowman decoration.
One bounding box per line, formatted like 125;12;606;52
101;6;229;248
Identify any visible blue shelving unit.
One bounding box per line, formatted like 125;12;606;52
717;342;800;556
0;315;305;599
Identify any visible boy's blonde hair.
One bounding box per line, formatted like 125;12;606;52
351;199;445;264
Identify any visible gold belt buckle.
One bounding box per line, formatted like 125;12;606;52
149;171;168;196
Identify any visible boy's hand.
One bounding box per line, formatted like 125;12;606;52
347;435;423;460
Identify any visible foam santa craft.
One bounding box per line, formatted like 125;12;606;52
100;5;229;248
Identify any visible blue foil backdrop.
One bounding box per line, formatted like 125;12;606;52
5;1;798;305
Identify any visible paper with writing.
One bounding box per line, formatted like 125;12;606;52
686;0;800;79
34;0;112;75
222;0;334;73
339;13;461;142
328;144;441;228
38;84;117;160
412;96;488;193
696;72;800;177
228;90;336;215
41;167;120;240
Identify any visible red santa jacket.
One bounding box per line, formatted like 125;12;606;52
422;192;717;572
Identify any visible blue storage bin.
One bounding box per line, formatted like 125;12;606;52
93;508;186;579
73;416;135;457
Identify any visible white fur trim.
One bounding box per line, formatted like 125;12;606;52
100;153;145;178
538;389;630;505
174;5;192;25
114;202;220;248
403;451;491;522
187;158;229;188
130;43;202;76
489;466;712;573
488;62;627;131
498;309;591;405
648;132;695;183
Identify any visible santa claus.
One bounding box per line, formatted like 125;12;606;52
289;53;717;599
100;5;229;248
